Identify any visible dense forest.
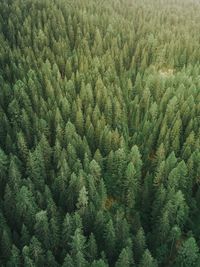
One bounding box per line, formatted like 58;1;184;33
0;0;200;266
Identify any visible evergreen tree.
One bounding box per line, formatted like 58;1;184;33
139;249;158;267
104;219;116;263
34;210;50;250
6;245;21;267
87;233;98;262
133;227;146;262
70;228;87;267
63;254;74;267
115;248;131;267
175;237;199;267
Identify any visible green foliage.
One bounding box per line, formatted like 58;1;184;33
115;248;131;267
175;237;200;267
0;0;200;266
139;249;158;267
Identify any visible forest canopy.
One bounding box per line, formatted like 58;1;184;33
0;0;200;266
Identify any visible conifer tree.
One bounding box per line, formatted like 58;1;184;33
175;237;199;267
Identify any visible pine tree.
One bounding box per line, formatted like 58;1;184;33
175;237;199;267
75;109;84;136
124;162;138;211
104;219;116;263
21;224;31;247
29;236;45;266
62;213;73;254
17;131;29;163
133;227;146;262
22;246;35;267
63;254;74;267
46;250;59;267
0;148;8;196
16;186;38;229
0;229;11;261
87;233;98;262
70;228;87;267
6;245;21;267
76;186;88;214
34;210;50;250
115;248;131;267
91;259;108;267
139;249;158;267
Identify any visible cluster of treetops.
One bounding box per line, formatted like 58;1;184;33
0;0;200;266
